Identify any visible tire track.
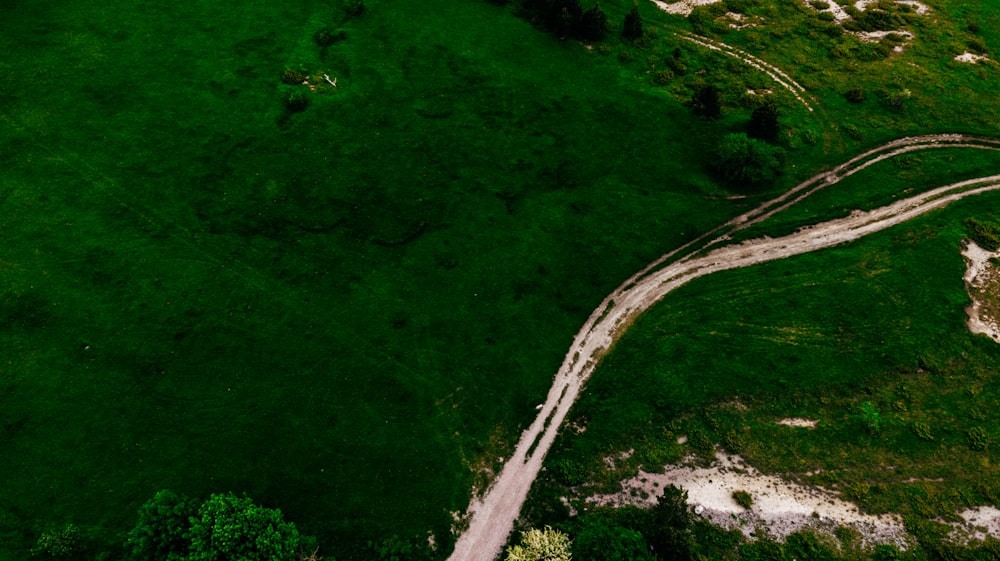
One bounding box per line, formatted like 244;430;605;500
446;137;1000;561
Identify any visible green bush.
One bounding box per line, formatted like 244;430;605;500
315;28;347;47
285;91;309;113
280;68;307;85
573;516;654;561
32;524;82;559
713;133;784;186
912;421;934;441
126;490;198;561
732;490;753;510
652;70;674;86
859;401;881;435
845;87;865;103
967;427;989;451
187;493;301;561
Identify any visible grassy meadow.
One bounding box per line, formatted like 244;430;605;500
3;0;1000;559
0;0;753;558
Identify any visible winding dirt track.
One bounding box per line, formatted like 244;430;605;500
446;135;1000;561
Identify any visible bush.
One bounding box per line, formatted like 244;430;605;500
280;68;307;85
574;516;654;561
32;524;83;559
713;133;784;186
967;427;989;451
286;91;309;113
912;421;934;441
859;401;881;435
126;490;198;561
622;7;643;41
845;88;865;103
188;493;301;561
505;527;571;561
732;490;753;510
315;28;347;47
651;70;673;86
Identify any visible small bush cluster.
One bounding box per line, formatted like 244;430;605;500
732;490;753;510
280;68;307;85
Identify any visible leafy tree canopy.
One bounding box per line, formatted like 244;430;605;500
506;526;572;561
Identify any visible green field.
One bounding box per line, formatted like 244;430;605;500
3;0;1000;559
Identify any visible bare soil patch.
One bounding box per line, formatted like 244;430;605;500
962;241;1000;342
588;451;910;549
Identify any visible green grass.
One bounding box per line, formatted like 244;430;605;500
533;187;1000;532
0;0;758;558
4;0;1000;558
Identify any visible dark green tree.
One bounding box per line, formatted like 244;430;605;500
714;133;784;185
643;486;693;561
126;490;198;561
574;516;654;561
187;493;301;561
577;3;608;41
691;84;721;118
748;101;780;142
622;6;643;41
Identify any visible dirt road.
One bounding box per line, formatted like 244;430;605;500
446;136;1000;561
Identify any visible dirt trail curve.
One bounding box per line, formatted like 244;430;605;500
446;135;1000;561
675;31;816;111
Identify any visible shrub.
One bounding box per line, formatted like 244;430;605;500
280;68;307;85
652;70;673;86
32;524;83;559
844;88;865;103
315;28;347;47
809;0;829;8
622;6;643;41
126;490;198;561
968;38;988;54
732;490;753;510
967;427;989;451
713;133;784;186
912;421;934;441
188;493;301;561
550;458;587;486
859;401;881;435
286;91;309;113
818;11;835;21
844;124;865;140
574;516;654;561
505;527;571;561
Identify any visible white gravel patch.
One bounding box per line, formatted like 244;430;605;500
650;0;723;16
955;507;1000;542
776;418;818;428
956;52;990;64
589;451;909;548
962;241;1000;342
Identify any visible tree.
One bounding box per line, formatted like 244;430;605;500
126;490;198;561
505;526;572;561
714;133;784;185
644;486;693;561
574;517;653;561
691;84;721;118
187;493;301;561
748;101;780;142
622;6;643;41
577;3;608;41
